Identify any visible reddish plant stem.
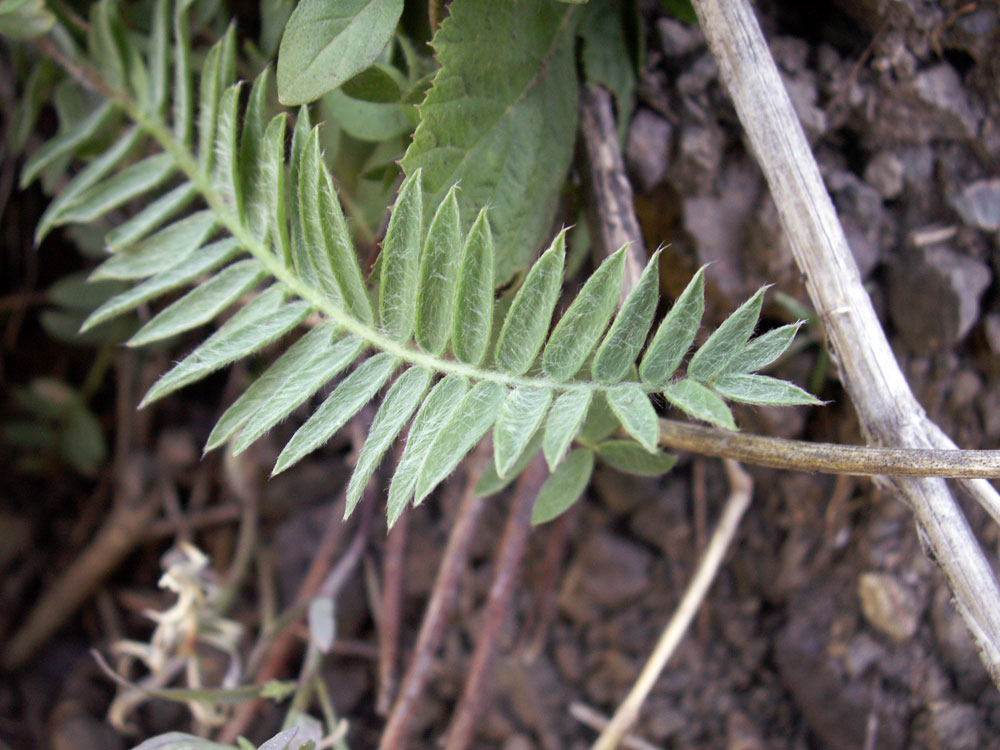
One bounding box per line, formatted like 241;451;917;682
377;487;409;715
378;443;491;750
443;455;548;750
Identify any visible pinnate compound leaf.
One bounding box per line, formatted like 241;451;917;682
493;387;553;478
687;285;767;383
413;381;505;505
415;185;462;355
451;209;494;365
640;266;704;384
596;439;675;476
345;366;432;518
542;246;626;382
725;322;803;374
273;353;398;475
712;373;822;406
401;0;578;284
94;209;217;280
277;0;404;106
531;448;594;525
664;378;736;430
386;375;469;527
592;250;660;383
141;293;308;407
606;383;659;452
233;334;364;455
205;322;340;451
379;170;423;340
542;389;591;470
494;230;566;375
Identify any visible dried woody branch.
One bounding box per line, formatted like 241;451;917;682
692;0;1000;684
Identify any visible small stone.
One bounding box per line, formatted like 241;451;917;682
858;572;922;643
949;178;1000;232
676;52;718;97
570;531;652;610
671;121;724;195
921;702;981;750
842;632;885;678
827;170;885;277
726;712;766;750
770;36;809;73
626;109;673;193
656;17;703;58
864;151;905;199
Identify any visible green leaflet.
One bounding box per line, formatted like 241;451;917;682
606;383;659;452
379;170;423;340
129;731;233;750
50;153;175;227
0;0;55;38
345;366;432;517
82;238;241;331
141;293;309;407
288;107;317;288
239;68;271;229
232;333;364;454
386;374;469;527
475;429;543;498
712;373;822;406
413;380;505;505
172;0;193;144
127;258;265;346
401;0;578;284
663;378;736;430
531;447;594;525
20;100;115;188
451;209;494;366
260;115;291;264
494;230;566;375
592;249;660;383
273;352;398;475
197;39;223;173
493;387;553;478
93;209;217;280
596;439;675;477
542;389;591;470
88;0;126;93
542;246;626;382
147;0;170;114
213;82;242;208
687;285;767;384
105;183;198;252
298;129;342;305
319;160;373;323
578;390;620;443
726;322;802;374
640;266;704;385
578;0;636;141
205;322;339;451
415;186;461;355
277;0;404;106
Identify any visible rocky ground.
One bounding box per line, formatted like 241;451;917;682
2;0;1000;748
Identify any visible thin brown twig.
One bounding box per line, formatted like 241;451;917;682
377;470;409;715
378;442;491;750
443;454;547;750
522;508;574;663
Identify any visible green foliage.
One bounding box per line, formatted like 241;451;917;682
10;0;818;536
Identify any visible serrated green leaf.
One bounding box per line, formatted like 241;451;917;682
106;183;198;252
725;322;803;374
240;68;271;228
451;209;494;365
274;353;398;474
712;373;822;406
542;389;591;470
206;322;339;451
379;170;423;340
128;259;265;347
50;153;175;227
493;387;552;478
36;126;142;242
475;429;543;497
494;229;566;375
688;285;767;383
640;266;704;384
232;332;364;454
401;0;578;284
172;0;194;144
531;447;594;525
596;439;675;476
606;383;658;452
20;101;114;189
592;250;660;383
386;374;469;527
542;246;626;382
141;291;308;407
413;381;505;505
663;378;736;430
277;0;404;106
415;185;461;354
94;210;217;280
84;239;241;331
345;366;432;517
213;82;242;209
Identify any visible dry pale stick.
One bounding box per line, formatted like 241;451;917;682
692;0;1000;684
